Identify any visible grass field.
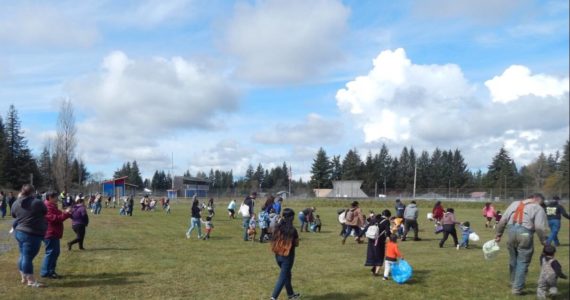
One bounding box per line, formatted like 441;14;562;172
0;199;568;300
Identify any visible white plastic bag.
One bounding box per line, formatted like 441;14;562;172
482;240;500;260
469;232;480;242
238;203;250;217
427;212;434;221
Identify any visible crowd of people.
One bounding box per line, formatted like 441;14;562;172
2;184;568;298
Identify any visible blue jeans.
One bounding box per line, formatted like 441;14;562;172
187;217;202;238
507;225;534;293
298;212;306;231
546;219;561;246
271;253;296;298
41;238;60;276
459;234;469;247
94;203;102;215
242;217;251;241
0;206;6;218
15;231;43;275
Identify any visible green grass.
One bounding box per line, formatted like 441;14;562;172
0;199;568;300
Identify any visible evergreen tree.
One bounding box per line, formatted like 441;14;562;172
450;149;469;188
416;150;431;190
310;147;332;188
330;155;342;181
130;161;144;188
37;145;54;190
0;116;5;186
484;147;520;199
341;149;362;180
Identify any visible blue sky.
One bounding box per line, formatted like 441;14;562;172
0;0;568;181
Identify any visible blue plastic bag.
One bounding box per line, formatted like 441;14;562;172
391;259;413;284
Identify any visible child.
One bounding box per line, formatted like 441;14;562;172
457;221;473;249
493;211;502;229
537;245;567;299
248;213;257;241
258;210;270;242
201;216;214;240
384;234;403;281
313;215;322;232
391;217;404;238
268;209;280;236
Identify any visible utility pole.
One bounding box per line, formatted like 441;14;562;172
413;165;417;199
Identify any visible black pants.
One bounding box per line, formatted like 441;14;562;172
260;228;269;242
69;224;86;249
315;225;321;232
340;224;347;236
403;219;419;239
439;225;458;247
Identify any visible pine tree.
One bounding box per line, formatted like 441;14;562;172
38;145;54;190
484;147;520;199
130;161;143;188
0;116;6;186
330;155;342;181
310;147;332;188
341;149;362;180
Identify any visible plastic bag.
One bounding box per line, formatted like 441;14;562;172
482;240;500;260
434;224;443;234
469;232;480;242
391;259;413;284
427;213;434;221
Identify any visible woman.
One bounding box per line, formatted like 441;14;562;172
342;201;365;244
439;208;460;248
185;198;202;239
207;198;215;217
270;208;300;300
67;197;89;250
432;201;445;223
41;191;71;278
263;195;275;213
360;210;391;276
11;184;47;287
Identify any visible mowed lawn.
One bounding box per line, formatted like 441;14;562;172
0;199;568;300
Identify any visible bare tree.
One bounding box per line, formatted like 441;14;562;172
54;99;77;192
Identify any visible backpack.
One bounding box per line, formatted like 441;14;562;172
365;224;380;239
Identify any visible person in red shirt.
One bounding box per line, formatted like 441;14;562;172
432;201;445;223
384;234;403;280
41;192;71;279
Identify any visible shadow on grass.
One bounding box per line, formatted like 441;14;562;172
87;247;138;251
54;271;148;288
69;271;148;279
407;269;431;284
307;292;368;300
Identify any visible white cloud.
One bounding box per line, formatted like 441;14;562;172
484;65;569;103
68;51;239;169
252;113;343;145
223;0;349;84
412;0;532;23
0;3;99;47
336;48;569;170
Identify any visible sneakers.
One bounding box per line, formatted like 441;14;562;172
456;244;460;250
185;232;190;239
27;281;46;288
288;293;301;299
382;277;388;281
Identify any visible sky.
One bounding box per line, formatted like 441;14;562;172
0;0;568;182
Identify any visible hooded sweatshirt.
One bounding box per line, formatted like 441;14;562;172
44;200;71;239
403;204;418;220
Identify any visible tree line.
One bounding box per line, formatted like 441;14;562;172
310;142;570;199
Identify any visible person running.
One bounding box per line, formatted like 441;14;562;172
11;184;47;287
432;201;445;224
544;196;570;246
482;202;496;228
402;201;420;241
67;197;89;250
270;208;300;300
41;191;71;279
439;208;460;248
495;193;548;296
342;201;365;244
186;197;203;239
227;199;236;219
241;192;256;241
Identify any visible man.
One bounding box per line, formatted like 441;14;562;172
395;199;405;219
402;201;420;241
495;193;548;296
544;196;569;246
242;192;257;241
8;191;17;214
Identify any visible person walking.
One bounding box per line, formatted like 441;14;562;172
41;191;71;279
0;191;7;219
432;201;445;224
67;197;89;250
8;191;16;215
127;196;134;216
270;208;300;300
495;193;548;296
395;199;405;219
439;208;460;248
342;201;365;244
402;201;420;241
241;192;256;241
186;197;203;239
361;210;391;276
11;184;47;287
544;196;570;246
482;202;497;228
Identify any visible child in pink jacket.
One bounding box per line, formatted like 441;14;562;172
482;202;496;228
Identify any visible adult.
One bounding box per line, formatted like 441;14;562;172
207;198;215;217
41;192;71;279
127;196;134;216
395;199;405;219
298;207;315;232
402;201;420;241
482;202;496;228
227;199;236;219
270;208;300;300
432;201;445;223
439;208;460;248
93;193;102;215
342;201;365;244
186;198;202;239
241;192;256;241
8;191;16;214
263;195;276;213
140;196;147;211
544;196;569;246
11;184;47;287
0;191;7;218
272;197;283;215
360;210;391;276
495;193;548;296
67;197;89;250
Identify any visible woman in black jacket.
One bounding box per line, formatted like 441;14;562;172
360;209;391;276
